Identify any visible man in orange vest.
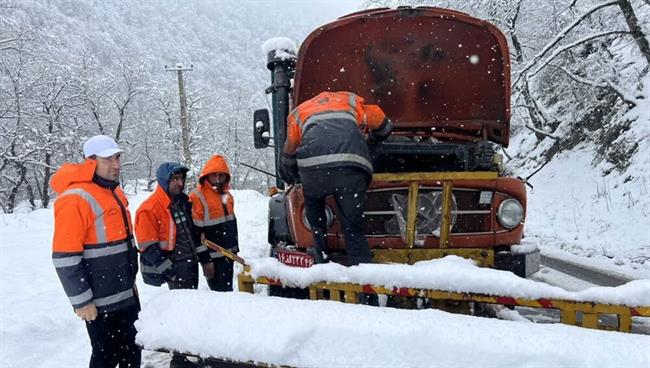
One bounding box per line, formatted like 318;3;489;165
135;162;211;367
189;155;239;291
281;91;392;266
135;162;211;290
51;135;140;367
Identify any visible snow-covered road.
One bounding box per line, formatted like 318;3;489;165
1;190;649;367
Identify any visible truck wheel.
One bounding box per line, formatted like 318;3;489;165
268;285;309;299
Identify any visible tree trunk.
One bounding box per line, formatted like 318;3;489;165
520;80;547;141
617;0;650;66
41;151;52;208
7;155;27;213
144;135;154;191
26;182;36;210
509;3;546;142
115;106;125;142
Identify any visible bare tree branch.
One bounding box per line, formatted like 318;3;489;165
529;30;630;78
513;0;620;86
617;0;650;65
548;64;638;107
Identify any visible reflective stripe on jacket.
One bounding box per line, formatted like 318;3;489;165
51;159;138;313
189;185;238;256
190;155;238;256
135;185;210;286
135;185;178;252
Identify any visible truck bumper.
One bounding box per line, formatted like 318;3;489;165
495;248;541;278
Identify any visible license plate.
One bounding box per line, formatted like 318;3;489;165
276;249;314;268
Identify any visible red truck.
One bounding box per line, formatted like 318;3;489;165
253;7;539;293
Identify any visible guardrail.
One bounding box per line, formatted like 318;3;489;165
238;271;650;333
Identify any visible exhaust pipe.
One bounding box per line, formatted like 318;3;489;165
266;49;296;188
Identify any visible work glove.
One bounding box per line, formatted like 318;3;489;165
279;152;300;185
368;117;393;143
202;262;215;279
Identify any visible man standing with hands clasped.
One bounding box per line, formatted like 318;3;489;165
135;162;212;290
51;135;141;367
189;154;239;292
134;162;212;367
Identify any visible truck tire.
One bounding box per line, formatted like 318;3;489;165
268;285;309;299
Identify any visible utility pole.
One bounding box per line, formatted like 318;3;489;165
165;63;194;170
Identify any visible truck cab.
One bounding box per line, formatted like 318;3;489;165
253;7;539;278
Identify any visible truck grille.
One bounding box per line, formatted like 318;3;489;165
363;187;492;236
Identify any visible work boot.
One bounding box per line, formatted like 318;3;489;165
308;228;329;264
358;293;379;306
170;353;198;367
307;247;328;264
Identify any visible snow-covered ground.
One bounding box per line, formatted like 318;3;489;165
509;78;650;277
138;291;649;368
1;189;649;367
521;148;650;277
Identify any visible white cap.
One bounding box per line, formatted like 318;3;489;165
83;135;123;158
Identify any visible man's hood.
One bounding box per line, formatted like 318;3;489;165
199;155;231;184
156;162;189;194
50;159;97;194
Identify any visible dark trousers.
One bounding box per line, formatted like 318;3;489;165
302;168;372;265
207;257;234;292
167;261;198;367
85;302;141;368
167;260;199;290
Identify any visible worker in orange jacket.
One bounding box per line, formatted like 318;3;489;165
51;135;140;367
281;91;392;266
189;155;239;291
135;162;211;367
135;162;212;289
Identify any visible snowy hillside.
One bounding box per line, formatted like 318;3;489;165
0;0;364;204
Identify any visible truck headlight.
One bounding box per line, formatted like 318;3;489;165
302;205;334;230
497;198;524;229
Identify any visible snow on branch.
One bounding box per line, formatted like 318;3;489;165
513;0;620;86
528;30;630;78
524;123;560;140
549;65;638;107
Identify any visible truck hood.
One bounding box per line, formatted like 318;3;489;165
293;7;511;146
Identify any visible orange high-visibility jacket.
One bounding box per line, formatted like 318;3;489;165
134;184;210;285
135;185;181;252
284;91;387;155
189;155;238;255
283;91;389;175
51;159;138;313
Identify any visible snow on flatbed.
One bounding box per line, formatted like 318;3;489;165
247;256;650;307
136;290;650;368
